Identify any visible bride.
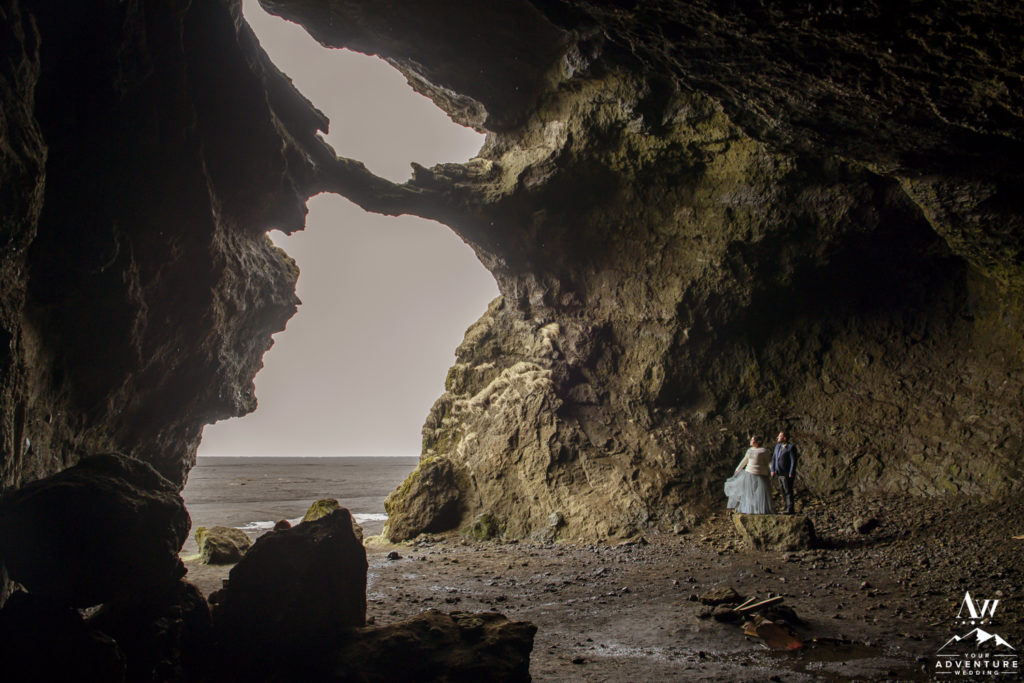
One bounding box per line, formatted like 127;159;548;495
724;436;774;514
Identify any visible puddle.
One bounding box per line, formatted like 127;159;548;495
584;643;676;662
770;639;928;681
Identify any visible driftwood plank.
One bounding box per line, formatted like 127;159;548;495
735;596;784;613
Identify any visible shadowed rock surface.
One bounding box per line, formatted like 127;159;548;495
304;498;365;542
0;0;320;491
212;509;367;668
0;592;127;682
0;454;189;606
333;610;537;683
89;580;212;683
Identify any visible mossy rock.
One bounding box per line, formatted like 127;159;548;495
384;457;465;542
303;498;342;523
732;514;816;551
303;499;364;543
463;513;504;541
195;525;252;565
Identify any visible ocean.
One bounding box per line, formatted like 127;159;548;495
180;456;418;551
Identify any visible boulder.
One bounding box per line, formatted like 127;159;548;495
304;499;364;543
0;453;189;606
384;457;465;542
332;610;536;682
0;591;127;682
303;498;342;522
732;514;817;551
89;580;212;683
195;526;252;565
213;509;367;665
699;586;742;606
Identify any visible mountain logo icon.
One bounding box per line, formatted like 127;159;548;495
938;628;1016;653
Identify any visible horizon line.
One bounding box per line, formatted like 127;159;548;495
196;453;421;458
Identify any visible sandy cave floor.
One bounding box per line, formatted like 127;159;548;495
183;494;1024;682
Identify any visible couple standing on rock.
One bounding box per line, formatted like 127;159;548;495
724;432;798;515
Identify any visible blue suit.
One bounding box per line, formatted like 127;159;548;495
771;443;798;477
771;442;798;513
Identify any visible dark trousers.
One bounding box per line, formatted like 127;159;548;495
777;475;795;513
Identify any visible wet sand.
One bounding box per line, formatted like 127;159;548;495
179;460;1024;681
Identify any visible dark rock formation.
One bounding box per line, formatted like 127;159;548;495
303;497;344;522
88;580;212;683
195;525;252;565
332;610;537;683
0;0;327;492
0;591;127;682
0;453;188;606
250;0;1023;541
212;509;367;670
261;0;568;133
304;498;365;542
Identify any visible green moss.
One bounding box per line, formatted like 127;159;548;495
384;455;437;516
195;525;252;565
302;498;342;523
429;430;457;457
463;513;505;541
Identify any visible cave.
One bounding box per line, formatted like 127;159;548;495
1;0;1022;680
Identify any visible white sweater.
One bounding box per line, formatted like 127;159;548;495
735;447;771;476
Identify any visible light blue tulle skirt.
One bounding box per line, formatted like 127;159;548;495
724;471;774;514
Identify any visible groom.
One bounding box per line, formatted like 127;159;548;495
770;431;798;514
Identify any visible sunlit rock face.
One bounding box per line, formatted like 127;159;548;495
264;0;1024;541
0;0;331;491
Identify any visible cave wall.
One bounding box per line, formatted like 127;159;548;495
257;0;1024;540
386;73;1022;540
0;0;334;491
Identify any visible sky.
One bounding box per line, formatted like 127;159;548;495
197;1;497;457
